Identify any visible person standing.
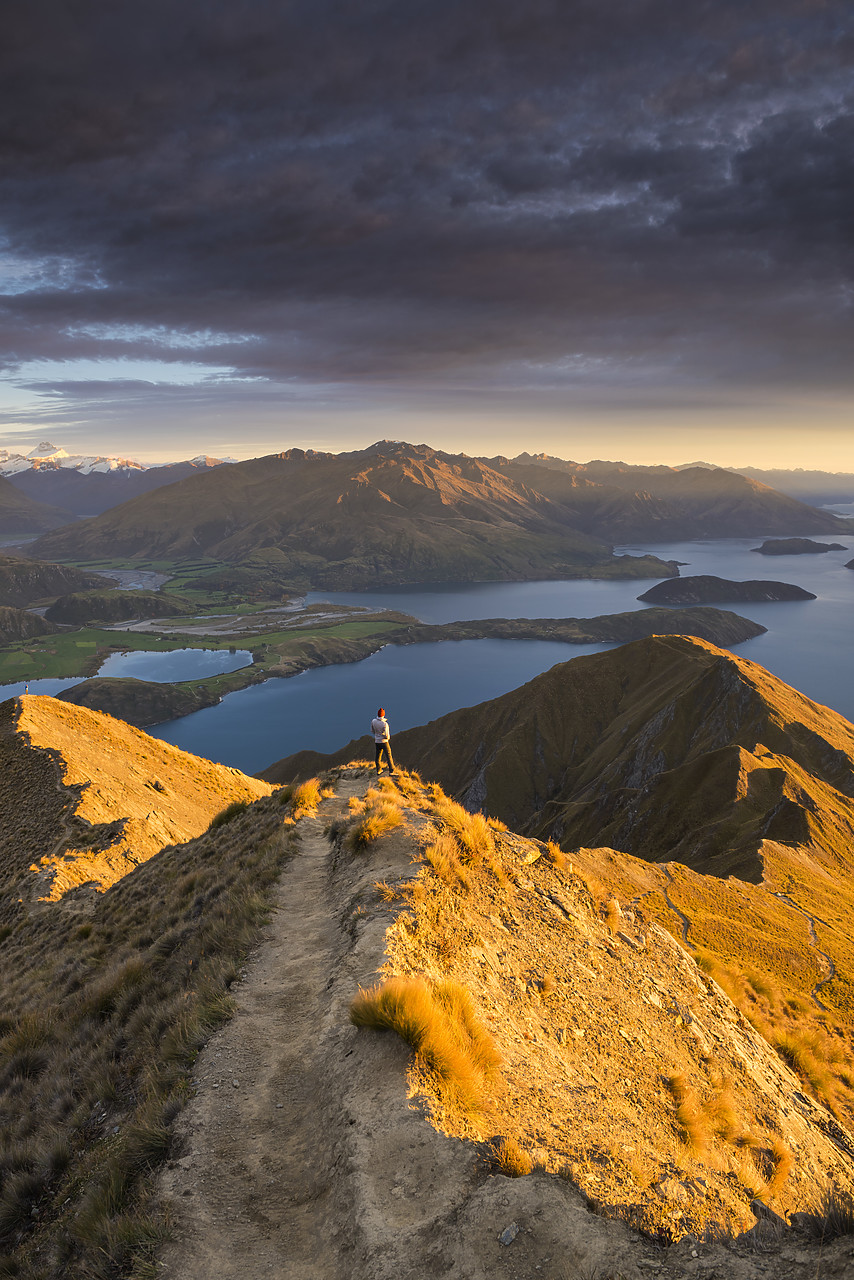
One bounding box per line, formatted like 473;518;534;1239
371;707;396;777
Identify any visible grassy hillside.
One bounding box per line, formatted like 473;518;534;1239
0;476;72;535
0;556;109;609
44;591;194;626
1;696;271;900
0;608;57;645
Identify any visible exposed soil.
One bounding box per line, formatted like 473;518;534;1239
158;769;854;1279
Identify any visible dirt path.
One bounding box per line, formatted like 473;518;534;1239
771;890;837;1012
159;785;359;1280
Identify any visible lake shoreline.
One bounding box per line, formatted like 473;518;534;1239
53;605;764;727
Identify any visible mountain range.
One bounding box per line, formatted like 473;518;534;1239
501;454;852;540
30;441;852;586
31;442;675;585
0;442;230;517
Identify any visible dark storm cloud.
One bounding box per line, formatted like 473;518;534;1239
1;0;852;408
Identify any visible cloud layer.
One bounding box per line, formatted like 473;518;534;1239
1;0;852;452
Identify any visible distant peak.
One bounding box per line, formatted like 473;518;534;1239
28;441;67;460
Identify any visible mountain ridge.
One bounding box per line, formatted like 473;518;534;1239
31;442;677;586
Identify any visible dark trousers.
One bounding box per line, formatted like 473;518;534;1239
375;741;394;774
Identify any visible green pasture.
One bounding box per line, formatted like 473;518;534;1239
0;616;402;684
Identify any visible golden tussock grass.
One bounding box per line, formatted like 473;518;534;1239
350;975;500;1115
423;831;471;891
428;794;510;885
348;789;404;850
766;1136;795;1199
431;796;494;861
546;840;568;872
604;897;622;934
291;777;322;818
487;1136;534;1177
666;1070;742;1156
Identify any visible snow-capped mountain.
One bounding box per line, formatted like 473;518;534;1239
0;444;232;516
0;442;147;477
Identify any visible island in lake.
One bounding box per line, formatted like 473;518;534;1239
638;575;817;605
752;538;847;555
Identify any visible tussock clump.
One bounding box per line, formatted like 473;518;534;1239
208;799;250;830
432;797;494;864
348;790;403;850
604;897;622;933
487;1136;534;1177
423;831;471;890
666;1070;742;1156
428;794;509;885
350;975;500;1115
546;840;568;872
291;777;322;818
766;1136;795;1199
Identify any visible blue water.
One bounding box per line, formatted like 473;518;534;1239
96;647;252;683
0;647;252;701
0;676;84;699
150;638;613;773
149;535;854;773
4;533;850;775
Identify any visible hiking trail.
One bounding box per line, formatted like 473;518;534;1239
158;781;360;1279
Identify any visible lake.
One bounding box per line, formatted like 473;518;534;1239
149;638;614;775
97;647;252;683
148;535;853;773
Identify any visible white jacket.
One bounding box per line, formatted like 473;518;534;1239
371;716;390;743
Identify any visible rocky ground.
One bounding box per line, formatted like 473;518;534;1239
157;768;854;1279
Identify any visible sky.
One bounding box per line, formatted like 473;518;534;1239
1;0;852;467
